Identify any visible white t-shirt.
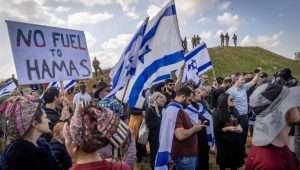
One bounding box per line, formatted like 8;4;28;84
73;92;92;106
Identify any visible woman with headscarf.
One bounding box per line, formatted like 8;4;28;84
63;105;131;170
213;93;245;170
0;96;61;170
145;92;167;169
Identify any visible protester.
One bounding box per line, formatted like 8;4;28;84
50;122;72;170
96;82;125;119
43;87;62;130
211;77;224;109
225;33;230;47
185;86;214;170
72;82;91;107
63;105;131;170
163;79;176;105
91;83;98;98
145;92;167;169
98;134;137;170
220;33;225;47
213;93;245;170
232;33;237;47
226;72;259;145
199;74;212;93
0;96;61;170
156;86;205;170
246;83;300;170
211;77;232;110
258;72;269;85
94;81;111;100
60;97;73;121
127;107;147;163
93;57;103;77
272;68;298;87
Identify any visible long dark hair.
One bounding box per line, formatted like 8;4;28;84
214;93;238;124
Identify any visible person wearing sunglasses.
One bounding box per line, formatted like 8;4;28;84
163;79;176;105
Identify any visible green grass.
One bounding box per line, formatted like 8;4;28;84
87;46;300;87
207;46;300;79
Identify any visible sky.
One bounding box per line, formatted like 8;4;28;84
0;0;299;79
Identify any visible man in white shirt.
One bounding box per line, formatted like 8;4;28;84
73;82;91;107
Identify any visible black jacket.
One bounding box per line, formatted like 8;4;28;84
145;106;163;140
44;107;61;130
2;139;62;170
50;139;72;170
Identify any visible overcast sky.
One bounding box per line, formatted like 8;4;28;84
0;0;299;79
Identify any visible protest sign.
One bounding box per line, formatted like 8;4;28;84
6;20;92;85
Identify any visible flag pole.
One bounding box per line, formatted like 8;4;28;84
212;68;217;80
60;81;65;97
121;79;131;103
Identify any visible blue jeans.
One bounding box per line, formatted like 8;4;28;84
174;156;197;170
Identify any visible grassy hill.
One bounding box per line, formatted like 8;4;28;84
207;47;300;79
87;46;300;87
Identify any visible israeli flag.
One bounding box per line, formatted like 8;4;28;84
47;80;76;92
185;103;215;146
183;42;213;83
117;0;184;108
0;80;17;98
155;102;182;170
106;18;148;99
151;73;171;85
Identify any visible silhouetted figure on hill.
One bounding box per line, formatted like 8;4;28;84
191;34;196;48
93;57;103;77
182;36;188;52
220;33;225;47
225;32;230;47
233;33;238;47
196;34;201;46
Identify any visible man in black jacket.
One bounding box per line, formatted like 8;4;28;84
43;87;61;131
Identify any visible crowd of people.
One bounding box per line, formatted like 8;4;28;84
220;33;238;47
181;34;202;52
181;32;238;53
0;66;299;170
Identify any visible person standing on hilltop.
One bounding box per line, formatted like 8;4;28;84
225;33;230;47
220;33;225;47
233;34;238;47
196;35;201;46
93;57;103;77
182;37;188;52
191;35;196;48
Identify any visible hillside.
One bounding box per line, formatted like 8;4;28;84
80;46;300;89
207;47;300;79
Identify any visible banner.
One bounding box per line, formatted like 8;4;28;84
6;20;92;85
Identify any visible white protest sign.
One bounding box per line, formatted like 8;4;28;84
6;20;92;85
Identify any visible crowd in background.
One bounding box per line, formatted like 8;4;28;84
0;66;299;170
